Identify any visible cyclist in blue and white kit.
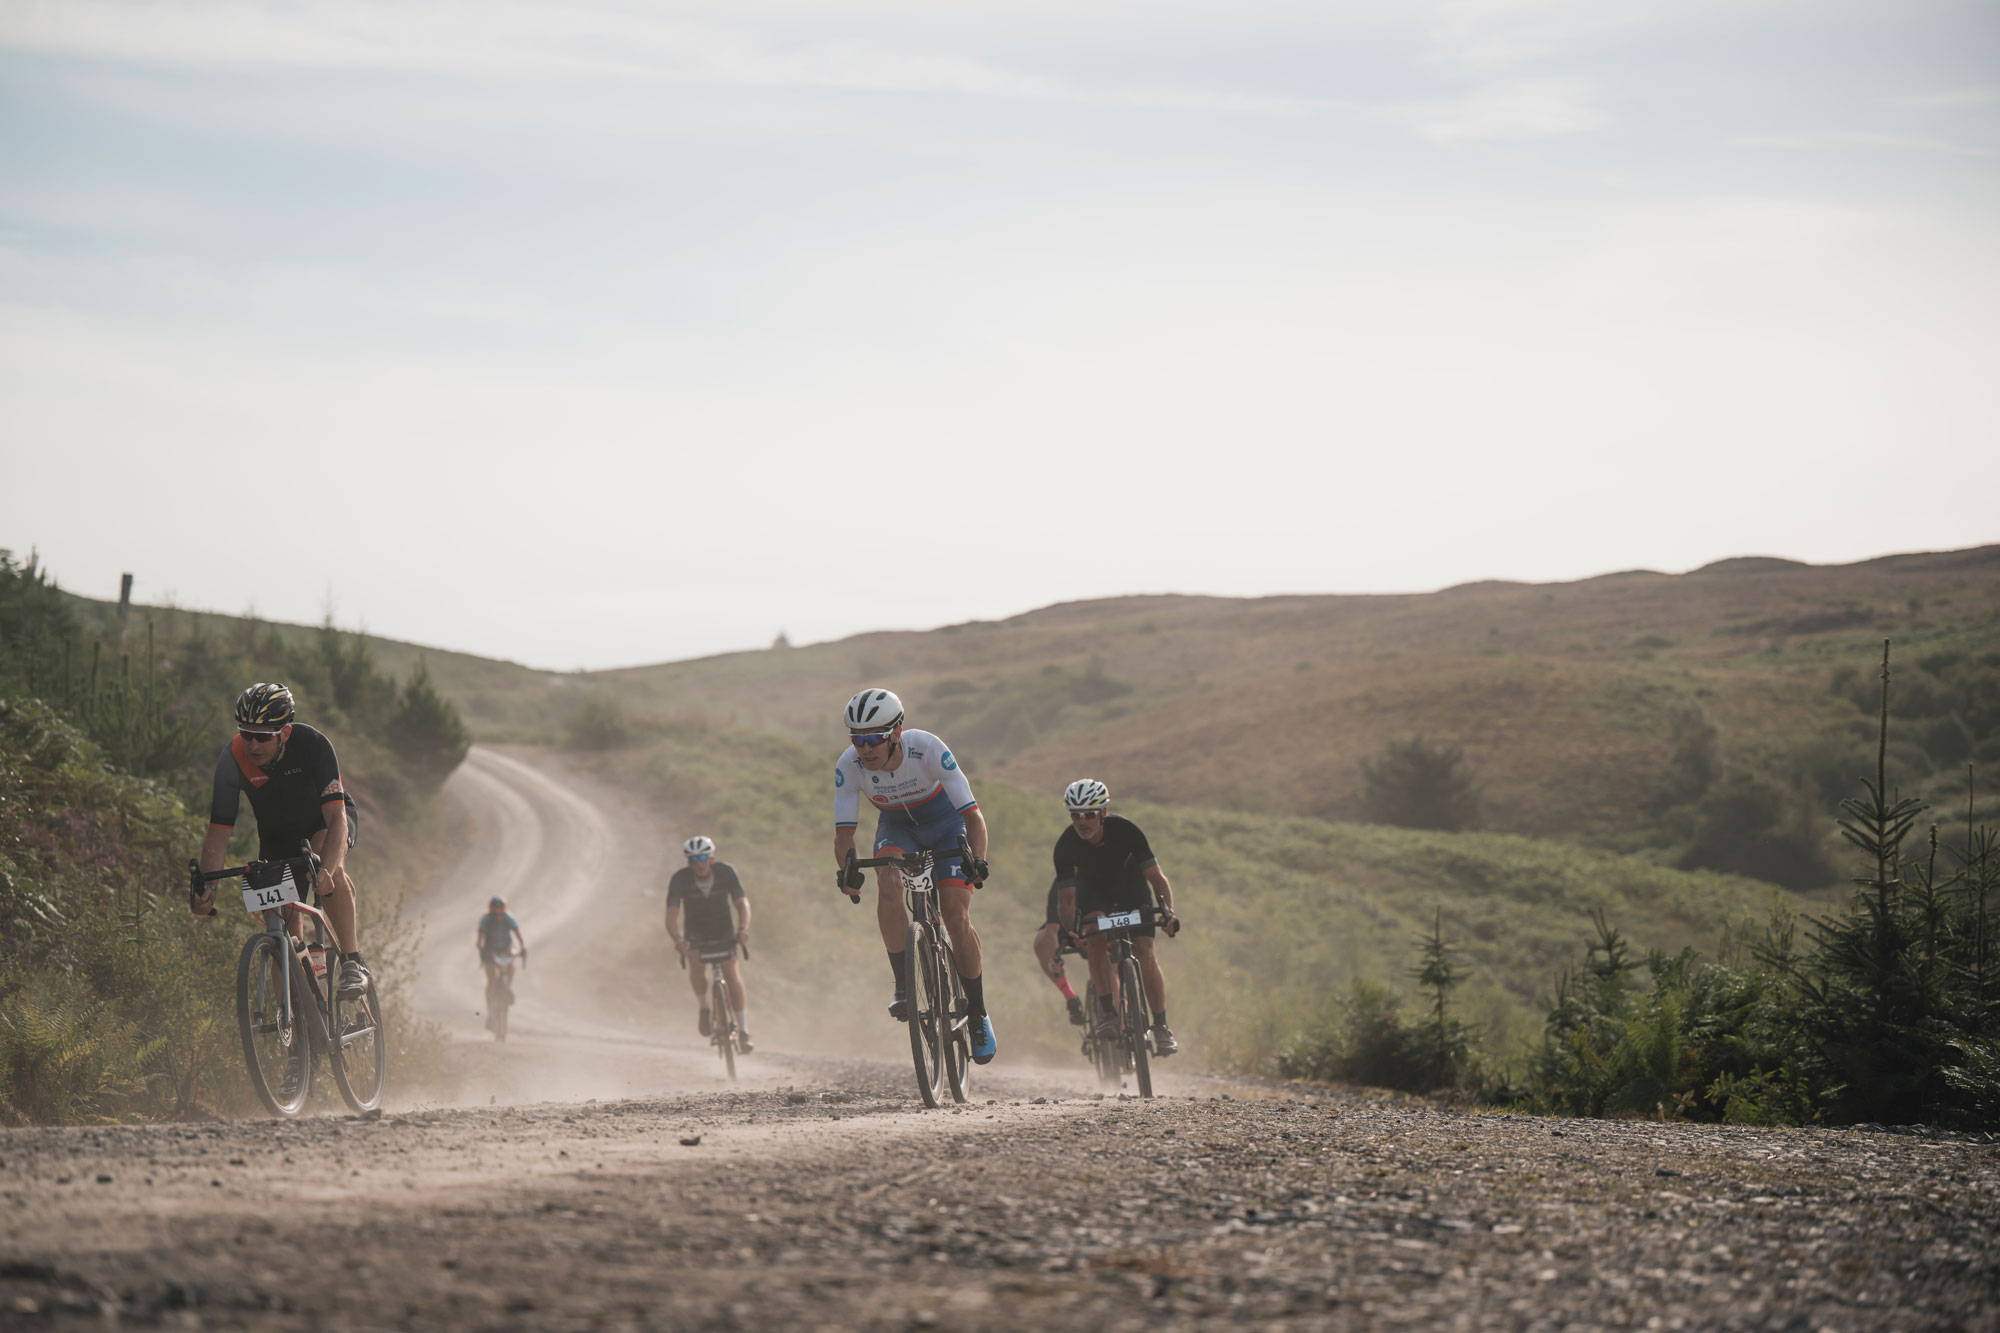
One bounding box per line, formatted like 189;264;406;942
831;687;998;1064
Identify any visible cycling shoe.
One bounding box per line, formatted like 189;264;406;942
888;990;909;1022
1065;995;1086;1026
970;1015;997;1064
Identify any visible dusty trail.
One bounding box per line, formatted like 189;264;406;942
3;749;1997;1328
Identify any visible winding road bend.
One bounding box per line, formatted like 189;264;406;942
2;748;1996;1328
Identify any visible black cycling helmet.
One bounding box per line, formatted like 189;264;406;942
234;682;295;727
489;896;507;910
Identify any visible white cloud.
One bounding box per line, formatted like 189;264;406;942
1375;76;1606;142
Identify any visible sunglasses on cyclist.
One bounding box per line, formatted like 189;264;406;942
1070;809;1103;821
850;731;895;749
239;728;284;742
688;853;711;862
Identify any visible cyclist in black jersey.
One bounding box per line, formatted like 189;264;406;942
191;683;372;996
666;836;753;1052
1032;882;1087;1026
1053;778;1181;1056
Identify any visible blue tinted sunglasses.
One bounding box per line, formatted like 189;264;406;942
689;853;711;862
851;731;894;749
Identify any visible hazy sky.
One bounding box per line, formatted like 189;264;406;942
4;1;1996;670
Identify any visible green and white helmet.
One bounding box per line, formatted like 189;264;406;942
1064;778;1111;812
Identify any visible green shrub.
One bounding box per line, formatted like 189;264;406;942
1360;737;1482;832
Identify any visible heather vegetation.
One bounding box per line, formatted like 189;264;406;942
0;551;466;1122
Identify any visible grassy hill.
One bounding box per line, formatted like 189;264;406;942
469;543;2000;847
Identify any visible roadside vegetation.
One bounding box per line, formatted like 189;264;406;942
0;551;468;1122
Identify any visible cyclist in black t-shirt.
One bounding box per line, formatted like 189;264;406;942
1052;778;1181;1056
191;682;372;997
665;835;753;1052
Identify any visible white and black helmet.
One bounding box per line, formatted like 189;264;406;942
844;687;905;734
682;835;715;858
1064;778;1111;812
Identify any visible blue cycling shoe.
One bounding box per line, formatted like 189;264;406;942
970;1014;997;1064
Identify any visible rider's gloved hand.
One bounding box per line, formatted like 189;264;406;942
1161;909;1182;938
962;854;990;886
837;867;865;894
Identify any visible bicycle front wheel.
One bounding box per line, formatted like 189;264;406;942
237;933;315;1118
944;967;971;1105
1120;956;1152;1099
331;971;388;1114
711;975;736;1081
1084;980;1120;1089
905;922;945;1108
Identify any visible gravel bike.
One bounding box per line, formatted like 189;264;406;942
1069;902;1176;1100
484;949;522;1042
681;940;749;1080
189;851;387;1117
842;845;972;1108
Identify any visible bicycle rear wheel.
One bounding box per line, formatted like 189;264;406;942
905;922;945;1107
331;970;388;1114
1120;956;1152;1099
237;933;315;1118
711;975;736;1081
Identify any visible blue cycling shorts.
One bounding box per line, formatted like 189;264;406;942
874;809;972;890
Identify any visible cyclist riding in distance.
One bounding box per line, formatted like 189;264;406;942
1032;880;1087;1027
666;835;754;1053
191;682;371;997
476;895;527;990
1054;778;1181;1056
831;687;997;1064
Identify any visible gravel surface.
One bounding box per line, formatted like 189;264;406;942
5;1058;1997;1330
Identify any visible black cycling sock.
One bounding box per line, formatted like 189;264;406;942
961;972;986;1017
347;952;367;967
1097;994;1116;1018
887;950;906;990
1153;1009;1167;1026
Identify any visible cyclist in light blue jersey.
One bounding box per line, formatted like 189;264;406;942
831;687;997;1064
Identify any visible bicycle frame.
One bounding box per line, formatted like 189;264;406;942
847;845;971;1106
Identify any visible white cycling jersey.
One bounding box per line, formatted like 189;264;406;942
832;729;977;828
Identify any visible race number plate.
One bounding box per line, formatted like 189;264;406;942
242;869;303;914
1095;909;1143;930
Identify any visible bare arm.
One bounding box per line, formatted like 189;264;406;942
735;896;752;937
833;827;857;869
317;801;349;878
666;903;684;947
1145;864;1174;913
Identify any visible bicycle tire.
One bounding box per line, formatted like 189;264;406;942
1120;956;1152;1099
331;972;388;1113
487;973;509;1042
237;933;315;1118
1082;980;1120;1089
712;975;736;1081
944;965;971;1104
905;922;945;1107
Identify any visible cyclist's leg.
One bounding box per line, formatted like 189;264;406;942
306;827;361;954
938;882;982;984
871;836;910;953
1082;935;1117;1023
686;954;710;1003
1134;935;1167;1014
721;954;747;1017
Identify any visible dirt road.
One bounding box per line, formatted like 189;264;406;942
4;749;1997;1329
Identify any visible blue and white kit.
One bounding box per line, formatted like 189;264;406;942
833;729;979;886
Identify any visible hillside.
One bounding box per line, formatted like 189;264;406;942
556;543;2000;852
